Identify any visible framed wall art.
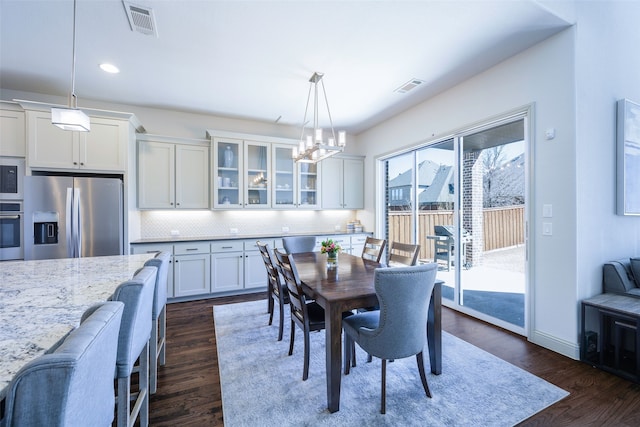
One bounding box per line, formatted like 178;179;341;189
617;98;640;215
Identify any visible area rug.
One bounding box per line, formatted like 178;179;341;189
214;300;568;426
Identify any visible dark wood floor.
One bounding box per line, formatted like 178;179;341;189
148;293;640;426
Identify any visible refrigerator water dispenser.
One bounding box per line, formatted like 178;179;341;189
33;212;59;245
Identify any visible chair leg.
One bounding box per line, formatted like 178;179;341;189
351;340;357;368
344;333;351;375
302;327;310;381
268;295;274;326
150;320;158;395
117;376;131;427
416;351;432;398
381;359;387;414
159;307;166;366
367;353;373;363
288;319;295;356
277;298;285;342
139;342;150;427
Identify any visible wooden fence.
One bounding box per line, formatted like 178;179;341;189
388;205;524;260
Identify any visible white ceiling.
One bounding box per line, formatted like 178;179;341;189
0;0;571;134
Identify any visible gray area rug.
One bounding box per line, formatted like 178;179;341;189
214;300;568;426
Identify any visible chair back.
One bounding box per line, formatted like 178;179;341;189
144;251;171;322
3;301;124;427
368;263;438;360
388;241;420;266
257;241;283;297
273;248;308;324
112;266;157;378
361;237;386;262
282;236;316;254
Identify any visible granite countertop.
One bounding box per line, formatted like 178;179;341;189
130;230;370;244
0;254;152;397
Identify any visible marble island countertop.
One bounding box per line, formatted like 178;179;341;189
0;254;152;397
130;230;370;245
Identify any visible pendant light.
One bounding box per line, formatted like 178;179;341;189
52;0;90;132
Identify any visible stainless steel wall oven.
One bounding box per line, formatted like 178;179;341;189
0;201;23;261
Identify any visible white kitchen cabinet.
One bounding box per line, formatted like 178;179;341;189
211;241;244;292
243;240;270;290
130;243;175;298
0;106;25;157
244;140;271;208
350;234;368;256
173;242;211;297
26;111;128;172
321;156;364;209
138;137;209;209
272;144;320;209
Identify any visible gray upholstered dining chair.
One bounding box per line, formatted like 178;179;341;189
282;235;316;253
342;263;438;414
112;265;157;427
2;301;124;427
143;251;171;394
361;236;387;263
257;240;289;341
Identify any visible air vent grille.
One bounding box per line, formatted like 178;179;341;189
395;79;425;94
123;1;157;36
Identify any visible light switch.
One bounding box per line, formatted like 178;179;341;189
543;204;553;218
542;222;552;236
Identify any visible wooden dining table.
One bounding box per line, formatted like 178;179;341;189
292;252;442;413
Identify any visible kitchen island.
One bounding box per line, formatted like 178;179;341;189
0;254;152;398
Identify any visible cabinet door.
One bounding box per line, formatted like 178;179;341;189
211;251;244;292
0;109;25;157
138;140;175;209
244;140;270;208
174;253;211;297
342;158;364;209
27;111;79;169
129;243;175;298
81;117;127;172
213;138;243;208
272;144;296;208
321;157;344;209
176;144;209;208
244;250;267;290
298;161;320;208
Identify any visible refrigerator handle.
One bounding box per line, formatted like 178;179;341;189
74;188;82;258
66;188;74;258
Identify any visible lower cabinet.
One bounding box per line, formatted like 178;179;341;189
211;241;244;292
129;243;175;298
243;240;269;290
173;242;211;297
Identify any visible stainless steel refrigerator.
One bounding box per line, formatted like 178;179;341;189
24;176;124;260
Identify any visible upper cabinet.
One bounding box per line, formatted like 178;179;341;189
321;156;364;209
212;137;243;208
138;136;209;209
0;104;26;157
244;140;271;208
26;111;128;172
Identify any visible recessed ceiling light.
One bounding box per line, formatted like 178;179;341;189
99;63;120;74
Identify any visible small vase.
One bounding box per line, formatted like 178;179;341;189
327;252;338;269
224;146;234;168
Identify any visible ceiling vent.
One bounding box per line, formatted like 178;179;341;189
395;78;425;94
123;1;158;37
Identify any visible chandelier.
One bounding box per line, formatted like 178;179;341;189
292;72;345;163
51;0;90;132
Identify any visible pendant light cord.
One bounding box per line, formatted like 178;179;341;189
69;0;78;109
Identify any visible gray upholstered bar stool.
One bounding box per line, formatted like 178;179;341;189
112;265;157;427
143;251;171;394
2;301;124;427
282;235;316;253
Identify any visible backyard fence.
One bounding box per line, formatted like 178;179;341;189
388;205;525;261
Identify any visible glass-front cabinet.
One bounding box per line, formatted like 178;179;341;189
273;144;296;208
244;140;271;208
298;161;319;208
212;137;243;208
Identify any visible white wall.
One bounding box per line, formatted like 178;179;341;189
353;28;579;356
574;2;640;300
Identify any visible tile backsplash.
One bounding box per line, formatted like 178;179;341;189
140;210;358;238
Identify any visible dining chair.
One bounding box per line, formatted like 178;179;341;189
282;235;317;254
257;240;289;341
361;236;387;263
273;248;353;381
388;241;420;266
2;301;124;427
112;265;157;427
343;263;438;414
143;251;171;394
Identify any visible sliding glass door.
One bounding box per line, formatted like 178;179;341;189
382;115;527;334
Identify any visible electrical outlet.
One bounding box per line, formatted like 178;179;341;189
282;226;290;233
542;222;552;236
229;228;239;234
170;230;180;236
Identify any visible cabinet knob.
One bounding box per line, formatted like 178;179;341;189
80;162;84;166
73;162;78;165
176;202;181;206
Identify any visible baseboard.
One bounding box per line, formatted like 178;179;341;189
530;329;580;360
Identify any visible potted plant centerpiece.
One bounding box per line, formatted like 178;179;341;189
321;238;341;268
